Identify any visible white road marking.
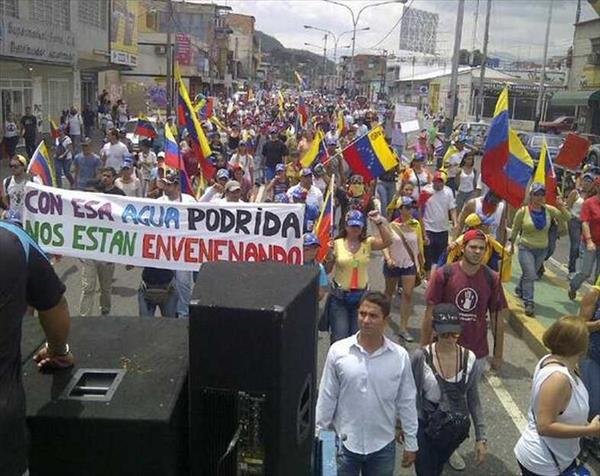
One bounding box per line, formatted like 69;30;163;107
485;372;529;432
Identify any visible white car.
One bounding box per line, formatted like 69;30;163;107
124;117;158;151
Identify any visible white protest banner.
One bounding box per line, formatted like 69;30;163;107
394;104;421;133
22;183;305;271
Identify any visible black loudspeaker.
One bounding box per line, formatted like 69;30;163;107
189;262;319;476
23;316;189;476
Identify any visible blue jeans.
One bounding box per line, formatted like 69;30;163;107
570;247;600;292
328;293;361;343
137;288;178;318
54;158;74;187
377;180;397;214
338;440;396;476
568;218;582;273
516;246;547;305
265;164;277;182
175;270;193;318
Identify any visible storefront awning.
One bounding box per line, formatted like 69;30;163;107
551;90;600;107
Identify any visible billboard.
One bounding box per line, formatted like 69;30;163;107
110;0;139;66
399;7;439;55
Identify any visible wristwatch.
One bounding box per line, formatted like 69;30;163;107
46;342;70;357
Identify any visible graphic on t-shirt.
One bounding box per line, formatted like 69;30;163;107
456;287;479;314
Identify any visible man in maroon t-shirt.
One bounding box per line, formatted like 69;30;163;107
421;229;507;370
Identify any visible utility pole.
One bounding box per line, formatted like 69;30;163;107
447;0;465;137
323;34;328;92
535;0;553;131
476;0;492;122
470;0;480;66
166;0;173;117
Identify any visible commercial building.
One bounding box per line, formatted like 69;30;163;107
107;1;241;116
225;13;258;83
0;0;112;132
551;18;600;135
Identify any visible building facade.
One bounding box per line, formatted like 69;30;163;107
552;18;600;135
225;13;257;82
0;0;111;133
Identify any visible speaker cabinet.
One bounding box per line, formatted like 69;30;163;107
189;261;319;476
23;316;189;476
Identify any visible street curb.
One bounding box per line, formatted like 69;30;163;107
504;262;581;359
505;293;549;358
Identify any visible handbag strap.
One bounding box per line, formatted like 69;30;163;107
391;222;418;269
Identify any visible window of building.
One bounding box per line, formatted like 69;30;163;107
0;79;33;126
33;0;70;31
0;0;18;17
79;0;108;29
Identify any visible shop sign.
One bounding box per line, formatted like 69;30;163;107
0;18;75;64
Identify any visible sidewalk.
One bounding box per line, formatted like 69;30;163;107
505;252;581;357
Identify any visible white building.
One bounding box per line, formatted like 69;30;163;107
0;0;112;133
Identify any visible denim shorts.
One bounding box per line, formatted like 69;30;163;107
383;263;416;278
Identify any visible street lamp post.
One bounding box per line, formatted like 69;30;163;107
324;0;405;96
304;25;368;91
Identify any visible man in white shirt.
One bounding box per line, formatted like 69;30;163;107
157;171;196;318
67;107;83;154
100;128;129;171
228;141;254;182
198;168;230;202
287;168;323;209
316;292;418;475
421;171;457;274
115;157;142;197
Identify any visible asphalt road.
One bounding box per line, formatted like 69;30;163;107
43;250;597;476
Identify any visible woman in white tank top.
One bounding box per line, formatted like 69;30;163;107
514;316;599;476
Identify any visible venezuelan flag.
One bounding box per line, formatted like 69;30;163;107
28;141;56;187
298;96;308;128
481;87;534;208
336;111;347;137
295;71;307;89
49;118;60;140
135;115;157;139
532;137;557;206
315;177;334;263
175;68;214;179
210;116;227;132
342;126;398;181
164;125;193;195
278;91;285;114
300;130;326;168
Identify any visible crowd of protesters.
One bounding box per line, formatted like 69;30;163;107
3;87;600;476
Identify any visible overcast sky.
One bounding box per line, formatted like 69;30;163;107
218;0;598;62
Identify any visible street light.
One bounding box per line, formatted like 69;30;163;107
323;0;405;94
304;25;369;91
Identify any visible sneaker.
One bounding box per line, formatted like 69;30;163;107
515;288;522;299
568;288;577;301
448;450;466;471
567;272;575;281
524;302;535;317
398;329;414;343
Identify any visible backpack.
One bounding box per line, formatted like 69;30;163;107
422;345;471;449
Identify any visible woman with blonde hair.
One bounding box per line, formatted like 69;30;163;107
514;316;600;476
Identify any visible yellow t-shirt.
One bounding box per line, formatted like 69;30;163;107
333;237;374;290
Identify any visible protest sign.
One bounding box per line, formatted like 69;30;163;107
22;183;304;271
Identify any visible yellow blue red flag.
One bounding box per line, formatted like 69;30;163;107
28;141;56;187
341;126;398;181
481;87;534;208
532;137;557;205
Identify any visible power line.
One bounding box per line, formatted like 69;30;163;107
369;0;414;49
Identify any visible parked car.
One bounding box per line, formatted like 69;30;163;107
453;121;489;148
124;117;158;152
518;132;564;163
538;116;576;134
